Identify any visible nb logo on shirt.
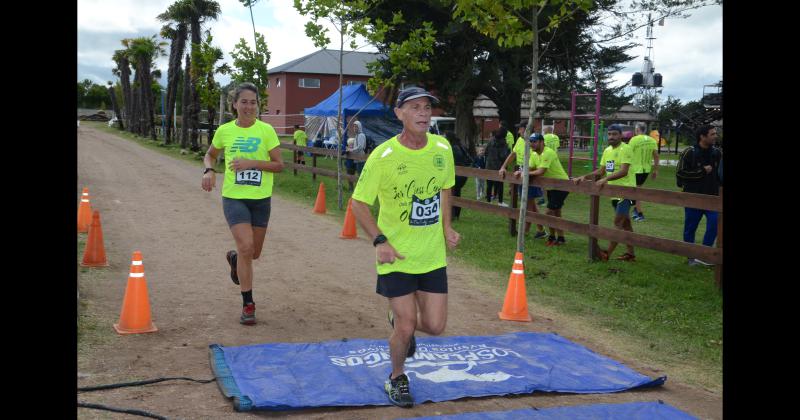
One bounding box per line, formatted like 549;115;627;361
231;137;261;153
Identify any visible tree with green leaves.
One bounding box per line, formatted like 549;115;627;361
107;81;124;129
112;45;133;129
238;0;261;58
158;0;193;144
192;31;230;143
228;32;270;109
127;35;168;140
294;0;384;210
186;0;221;151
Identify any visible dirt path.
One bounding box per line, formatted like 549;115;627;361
77;126;721;419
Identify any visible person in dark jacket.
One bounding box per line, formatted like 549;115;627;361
446;131;473;220
677;124;721;266
484;129;510;205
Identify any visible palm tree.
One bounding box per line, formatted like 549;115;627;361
127;36;167;140
107;81;124;130
158;0;192;144
111;45;133;130
181;53;192;148
186;0;221;151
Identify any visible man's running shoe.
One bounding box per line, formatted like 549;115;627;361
384;373;413;408
533;230;548;240
240;303;256;325
597;249;609;261
545;237;557;246
388;310;416;358
556;237;566;246
226;250;239;285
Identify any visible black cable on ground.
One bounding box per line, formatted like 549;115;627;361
78;376;215;392
77;402;169;419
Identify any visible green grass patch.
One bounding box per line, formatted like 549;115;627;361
83;122;721;390
77;235;114;357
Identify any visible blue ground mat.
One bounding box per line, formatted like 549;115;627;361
209;332;666;411
402;401;698;420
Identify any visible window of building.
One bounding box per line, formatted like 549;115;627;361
347;80;365;86
276;110;280;115
299;78;321;88
276;78;281;88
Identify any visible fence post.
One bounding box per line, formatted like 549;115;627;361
714;187;723;290
293;147;298;176
312;153;317;182
588;181;600;261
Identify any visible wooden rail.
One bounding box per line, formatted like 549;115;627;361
280;142;723;288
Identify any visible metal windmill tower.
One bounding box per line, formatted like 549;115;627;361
631;14;663;107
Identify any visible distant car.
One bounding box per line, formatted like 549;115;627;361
429;116;456;135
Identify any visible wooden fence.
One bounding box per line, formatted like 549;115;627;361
280;142;723;289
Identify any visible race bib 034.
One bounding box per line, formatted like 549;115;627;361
605;160;615;172
409;192;440;226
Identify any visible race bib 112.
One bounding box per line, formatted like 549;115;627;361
235;169;262;186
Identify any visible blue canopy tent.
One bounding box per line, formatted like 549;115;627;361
303;84;402;148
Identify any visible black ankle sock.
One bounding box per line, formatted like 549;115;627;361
548;235;556;241
242;290;253;306
557;236;565;242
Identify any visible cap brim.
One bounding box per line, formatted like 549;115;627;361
398;93;439;106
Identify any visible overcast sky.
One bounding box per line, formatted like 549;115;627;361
77;0;721;105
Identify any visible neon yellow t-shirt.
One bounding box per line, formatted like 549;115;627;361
512;137;536;167
627;135;647;174
293;129;307;147
544;133;560;151
506;131;515;151
640;135;658;173
533;147;568;180
211;120;281;199
352;133;456;275
600;143;635;187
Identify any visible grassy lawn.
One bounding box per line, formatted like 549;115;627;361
83;122;722;390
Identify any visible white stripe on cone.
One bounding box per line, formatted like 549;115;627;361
129;273;144;278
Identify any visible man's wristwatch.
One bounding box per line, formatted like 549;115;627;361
373;234;388;247
203;167;215;174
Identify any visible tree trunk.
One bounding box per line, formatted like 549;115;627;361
181;54;191;149
189;19;201;152
107;86;124;130
454;94;477;155
130;80;140;135
517;6;540;254
165;24;187;144
336;29;344;210
119;57;133;131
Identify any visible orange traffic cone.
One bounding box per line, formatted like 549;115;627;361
313;182;327;214
498;252;533;322
114;251;158;335
340;198;358;239
81;211;109;267
78;187;93;233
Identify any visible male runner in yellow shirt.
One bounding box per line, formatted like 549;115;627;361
573;124;637;262
351;87;460;408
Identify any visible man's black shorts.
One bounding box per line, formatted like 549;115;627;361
546;190;569;210
635;172;649;186
376;267;448;298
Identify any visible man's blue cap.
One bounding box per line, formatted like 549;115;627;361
529;132;545;142
396;87;439;108
608;124;624;133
